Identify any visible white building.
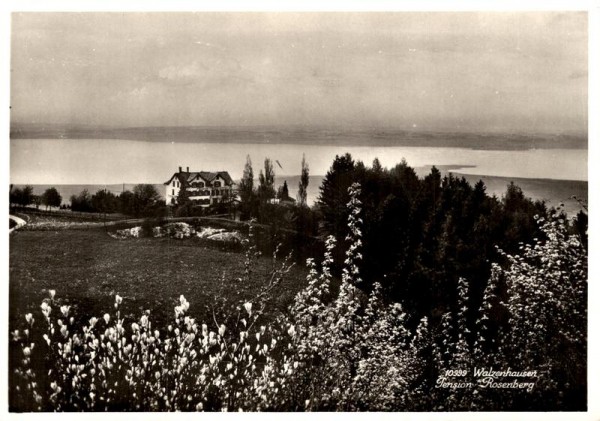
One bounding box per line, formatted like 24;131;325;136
164;166;235;207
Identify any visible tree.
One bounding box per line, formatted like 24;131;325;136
176;184;192;207
42;187;62;210
118;190;135;215
277;180;290;201
239;155;256;220
132;184;161;217
317;153;356;239
70;189;93;212
9;187;21;208
133;184;160;203
297;154;309;207
258;158;275;202
32;195;41;210
91;189;118;213
12;185;34;208
22;186;34;207
497;182;546;252
240;155;254;200
372;157;383;173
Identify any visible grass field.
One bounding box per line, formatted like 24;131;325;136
9;229;310;330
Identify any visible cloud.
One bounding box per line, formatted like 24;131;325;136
156;55;247;88
158;62;203;81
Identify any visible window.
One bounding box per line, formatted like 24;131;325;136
173;181;176;187
214;181;221;187
172;189;174;195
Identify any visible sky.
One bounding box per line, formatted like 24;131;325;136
10;12;588;133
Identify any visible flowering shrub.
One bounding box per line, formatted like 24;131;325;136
9;185;587;411
108;226;142;239
111;223;244;244
423;212;587;411
488;213;587;410
196;227;226;239
152;222;195;239
281;184;431;410
196;227;245;243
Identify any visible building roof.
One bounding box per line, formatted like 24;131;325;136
165;170;234;186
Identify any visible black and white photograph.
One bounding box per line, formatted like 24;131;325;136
3;3;596;416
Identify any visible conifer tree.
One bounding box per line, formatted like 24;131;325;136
297;154;309;207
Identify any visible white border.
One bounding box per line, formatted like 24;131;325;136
1;1;597;421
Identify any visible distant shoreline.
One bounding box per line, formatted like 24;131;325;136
9;125;587;151
11;171;587;217
9;171;590;187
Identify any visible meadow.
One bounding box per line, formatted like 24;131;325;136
9;228;309;331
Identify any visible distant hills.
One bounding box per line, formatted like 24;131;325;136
9;124;587;151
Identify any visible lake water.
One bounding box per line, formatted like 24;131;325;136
11;138;588;215
10;138;587;185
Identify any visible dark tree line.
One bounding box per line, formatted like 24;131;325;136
9;185;35;208
69;184;163;217
316;153;586;327
10;186;63;210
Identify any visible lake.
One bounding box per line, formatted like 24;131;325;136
10;138;588;215
10;138;587;183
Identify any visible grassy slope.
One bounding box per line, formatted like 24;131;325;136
9;230;309;329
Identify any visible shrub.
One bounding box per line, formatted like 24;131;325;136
422;212;587;411
9;185;587;411
489;213;587;410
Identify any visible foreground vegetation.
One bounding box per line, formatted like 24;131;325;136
9;184;586;411
236;153;587;332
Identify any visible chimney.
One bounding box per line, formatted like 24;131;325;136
187;166;189;173
178;166;182;173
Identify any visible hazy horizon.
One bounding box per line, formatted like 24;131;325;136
9;121;588;137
